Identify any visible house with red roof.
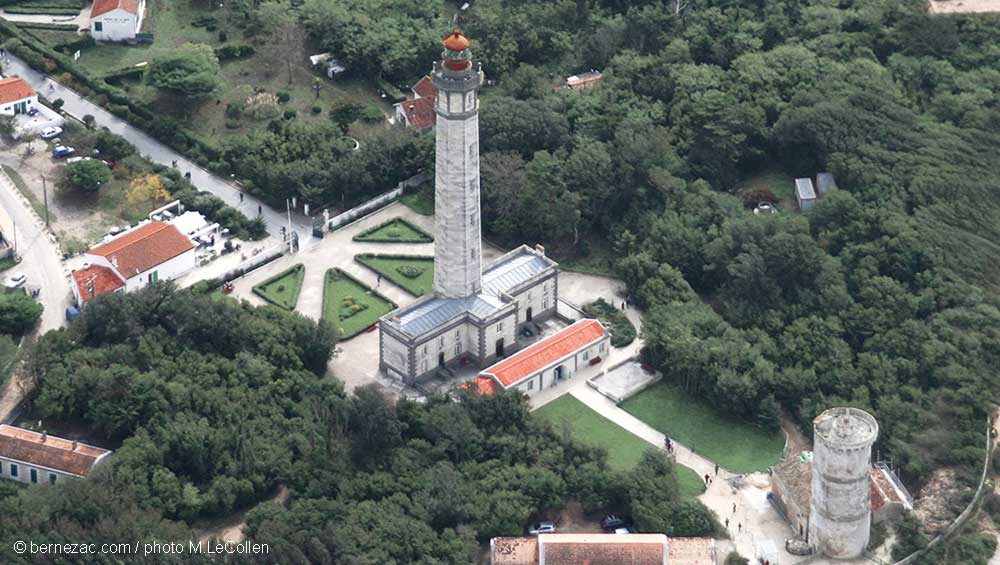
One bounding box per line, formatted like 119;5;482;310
470;319;609;397
0;425;112;485
394;75;437;130
70;220;195;305
491;534;717;565
0;77;37;117
89;0;145;42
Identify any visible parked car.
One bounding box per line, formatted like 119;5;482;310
613;527;637;534
27;107;39;117
40;126;63;139
527;521;556;535
101;159;117;169
4;272;27;291
600;515;629;531
66;156;92;164
52;145;75;158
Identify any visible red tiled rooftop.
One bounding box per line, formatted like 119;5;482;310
482;319;606;388
402;96;436;130
0;77;35;105
90;0;140;17
667;537;716;565
412;75;436;99
72;264;125;304
540;533;667;565
0;425;111;477
88;221;193;279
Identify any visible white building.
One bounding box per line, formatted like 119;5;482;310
795;177;817;210
0;77;37;117
71;220;196;305
470;319;609;397
0;425;112;485
89;0;145;42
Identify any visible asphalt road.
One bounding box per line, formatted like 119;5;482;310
1;53;312;246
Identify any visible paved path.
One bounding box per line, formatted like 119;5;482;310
1;53;305;247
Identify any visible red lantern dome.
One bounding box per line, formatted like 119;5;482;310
443;29;470;52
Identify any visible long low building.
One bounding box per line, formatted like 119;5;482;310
491;534;717;565
471;318;609;397
0;425;112;485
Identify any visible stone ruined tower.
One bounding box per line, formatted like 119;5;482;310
431;30;484;298
809;407;879;560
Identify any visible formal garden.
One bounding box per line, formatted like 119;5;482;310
537;395;705;499
352;217;433;243
582;298;636;348
355;254;434;296
321;268;396;339
251;264;305;310
621;382;786;473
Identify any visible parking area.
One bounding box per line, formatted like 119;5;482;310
11;105;65;140
588;359;659;403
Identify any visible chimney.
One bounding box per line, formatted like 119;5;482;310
111;255;118;269
535;244;545;256
71;440;78;451
40;432;47;443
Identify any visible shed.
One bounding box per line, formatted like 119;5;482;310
815;172;837;196
794;178;817;210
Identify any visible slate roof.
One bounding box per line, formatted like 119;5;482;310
90;0;140;17
481;319;606;388
72;264;125;304
795;178;816;200
0;425;111;477
87;221;193;280
0;77;35;105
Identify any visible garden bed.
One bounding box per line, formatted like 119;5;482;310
352;217;433;243
321;268;396;339
355;254;433;296
583;298;636;347
251;264;304;310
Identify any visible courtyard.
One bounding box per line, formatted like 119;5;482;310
355;254;434;296
322;268;396;339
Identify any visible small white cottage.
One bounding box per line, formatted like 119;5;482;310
89;0;145;42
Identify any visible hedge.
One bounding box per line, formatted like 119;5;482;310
4;6;79;14
214;44;255;61
14;22;78;31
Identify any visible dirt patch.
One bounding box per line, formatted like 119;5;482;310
914;467;974;535
552;500;605;533
929;0;1000;13
194;484;289;544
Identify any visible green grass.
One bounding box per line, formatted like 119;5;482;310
621;382;785;473
400;186;434;216
737;169;796;212
355;255;434;296
1;166;57;224
583;298;636;348
537;395;705;499
322;269;396;339
353;217;433;243
251;264;304;310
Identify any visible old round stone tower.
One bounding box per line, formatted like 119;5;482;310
809;406;879;559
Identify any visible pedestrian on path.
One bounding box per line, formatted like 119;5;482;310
724;518;729;529
715;463;719;475
703;473;710;485
377;274;382;287
738;522;742;533
258;204;262;216
732;502;737;514
239;192;244;202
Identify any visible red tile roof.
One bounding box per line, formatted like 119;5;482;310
72;264;125;304
539;534;668;565
492;537;539;565
401;96;436;130
464;375;500;395
0;425;111;477
667;537;716;565
482;319;606;388
412;75;436;99
90;0;140;17
0;77;36;105
88;221;193;280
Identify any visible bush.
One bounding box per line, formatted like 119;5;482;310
0;291;43;335
245;92;280;120
396;265;424;279
82;114;94;127
276;91;290;103
283;109;296;120
724;552;749;565
66;159;112;192
360;105;384;122
311;105;322;114
225;101;242;119
218;30;227;42
51;97;64;109
214;44;255;61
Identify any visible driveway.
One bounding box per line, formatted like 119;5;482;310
1;53;306;248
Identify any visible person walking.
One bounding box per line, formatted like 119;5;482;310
377;274;382;287
738;523;742;534
715;463;719;475
732;502;737;514
258;204;262;216
703;473;710;485
239;192;244;202
725;518;729;530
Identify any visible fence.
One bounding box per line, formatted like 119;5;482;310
326;187;403;232
218;244;285;282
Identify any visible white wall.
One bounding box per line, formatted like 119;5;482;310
91;8;139;41
0;94;37;116
510;336;609;397
122;248;196;292
382;331;411;378
0;456;77;485
514;278;555;323
484;311;517;358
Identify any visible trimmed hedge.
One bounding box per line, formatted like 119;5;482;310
15;22;78;31
352;217;433;243
4;6;80;14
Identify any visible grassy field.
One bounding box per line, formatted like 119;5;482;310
353;217;433;243
322;269;396;339
537;395;705;499
737;169;796;212
400;185;434;216
355;255;433;296
621;382;785;473
252;264;304;310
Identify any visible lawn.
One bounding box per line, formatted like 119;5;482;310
737;169;796;212
583;298;636;348
400;184;434;216
355;254;434;296
537;395;705;499
621;382;785;473
252;264;305;310
353;217;433;243
322;269;396;339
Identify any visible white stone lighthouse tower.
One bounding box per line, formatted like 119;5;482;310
809;406;879;560
431;30;485;298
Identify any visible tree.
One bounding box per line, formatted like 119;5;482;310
0;291;43;335
146;43;222;97
127;174;171;208
66;159;112;192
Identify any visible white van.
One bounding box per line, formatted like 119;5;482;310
754;539;779;565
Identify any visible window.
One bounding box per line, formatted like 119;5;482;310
94;21;103;32
30;469;38;483
527;380;534;390
600;342;606;353
49;473;57;485
10;463;18;478
583;351;590;361
423;345;428;355
439;336;444;348
454;331;460;341
543;298;548;310
496;322;503;332
421;360;427;372
454;343;461;356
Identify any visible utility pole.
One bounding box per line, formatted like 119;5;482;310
40;175;49;227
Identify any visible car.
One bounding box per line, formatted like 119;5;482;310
4;272;27;291
600;515;629;531
27;107;39;116
66;156;92;164
527;521;556;535
52;145;75;158
40;126;62;139
101;159;117;169
613;527;637;534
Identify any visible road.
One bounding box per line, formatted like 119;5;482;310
1;53;312;246
0;166;72;422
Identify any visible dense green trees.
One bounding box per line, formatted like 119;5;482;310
146;43;223;97
0;291;42;335
65;159;112;192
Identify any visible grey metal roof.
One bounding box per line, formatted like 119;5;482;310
388;248;554;338
815;172;836;195
795;178;816;200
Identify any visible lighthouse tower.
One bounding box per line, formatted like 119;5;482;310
431;30;484;298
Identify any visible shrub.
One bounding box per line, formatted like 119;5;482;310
245;92;280;120
396;265;424;279
218;30;227;42
225;101;242;119
51;97;64;109
360;105;384;122
311;105;322;114
276;284;285;293
276;91;290;103
283;109;296;120
82;114;94;127
214;44;255;61
66;160;112;192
